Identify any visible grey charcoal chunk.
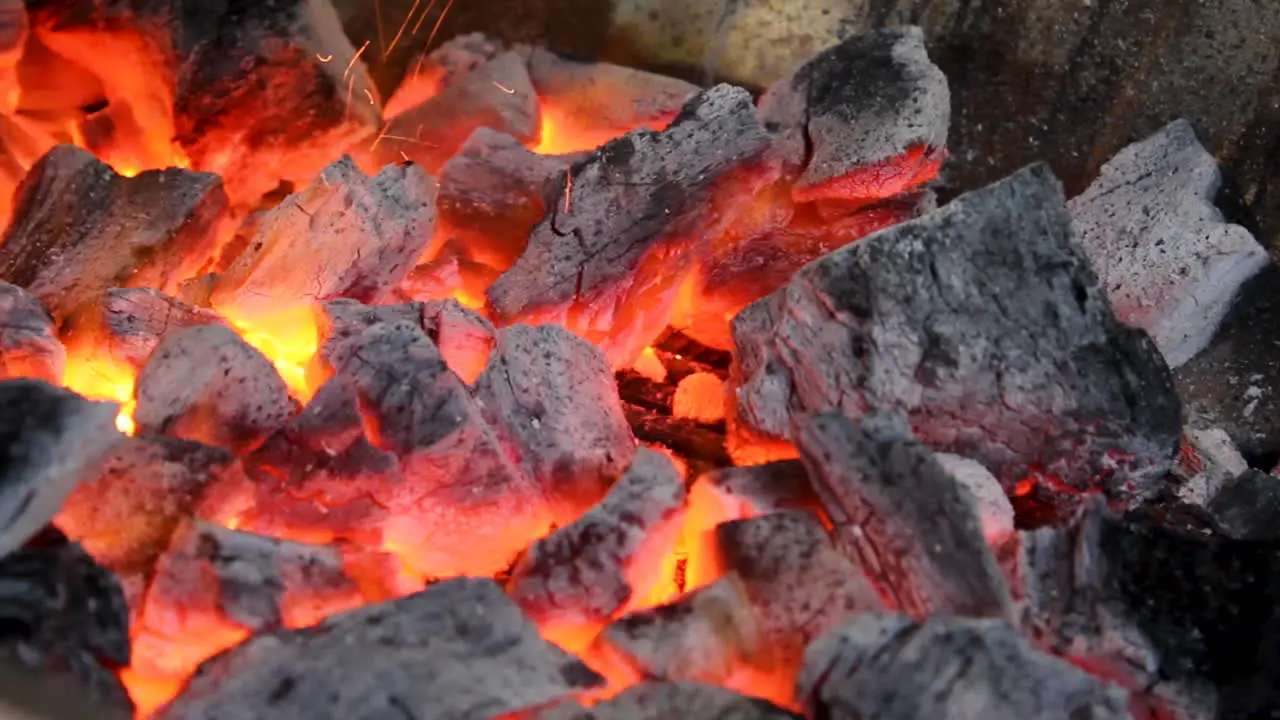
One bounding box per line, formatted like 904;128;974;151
434;127;575;271
757;26;949;189
134;325;295;453
1068;119;1268;368
0;530;132;712
534;681;799;720
1172;425;1248;506
156;578;603;720
475;324;636;523
1207;469;1280;541
732;164;1181;498
0;379;122;557
56;436;232;575
325;319;549;577
715;510;884;668
95;288;228;369
314;298;426;369
508;447;686;627
0;145;228;322
798;614;1130;720
796;412;1012;619
212;158;437;320
420;298;496;384
487;84;779;368
935;453;1015;547
367;51;539;174
0;282;63;382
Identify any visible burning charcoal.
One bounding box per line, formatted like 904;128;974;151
671;371;726;423
362;51;539;174
434;127;576;270
0;528;132;712
326;319;551;577
714;511;884;675
475;324;636;523
56;436;232;576
732;164;1182;497
798;613;1130;720
0;282;63;382
682;461;820;588
508;448;686;640
420;298;495;384
935;453;1015;548
282;374;365;455
312;298;425;371
522;46;699;154
134;325;295;453
1068;120;1268;368
156;578;603;720
130;521;366;686
757;26;948;203
0;379;122;557
535;681;800;720
30;0;382;206
211;158;437;322
1206;469;1280;541
600;575;762;685
796;412;1012;619
395;242;502;308
0;145;228;322
1173;425;1248;506
384;33;504;119
488;84;781;368
84;288;228;369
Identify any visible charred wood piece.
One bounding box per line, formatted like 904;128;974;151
156;578;602;720
212;157;437;321
1069;120;1268;368
0;282;63;382
798;613;1130;720
487;83;780;368
55;436;232;576
0;528;132;712
732;164;1182;498
134;325;295;454
508;447;686;630
757;26;948;202
534;681;799;720
476;324;636;523
796;412;1012;619
363;51;539;174
935;453;1015;549
0;145;227;323
85;288;228;370
0;379;122;557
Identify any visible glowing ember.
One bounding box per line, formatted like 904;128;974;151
61;351;137;435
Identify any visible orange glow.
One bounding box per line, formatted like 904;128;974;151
218;306;321;403
532;102;669;156
672;372;726;423
631;346;667;383
60;350;137;435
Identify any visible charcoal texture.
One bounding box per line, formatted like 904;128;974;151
93;288;228;369
1207;469;1280;541
0;282;63;382
157;578;602;720
487;83;780;367
757;26;949;191
535;681;799;720
1068;119;1268;368
797;412;1011;619
0;145;227;322
798;614;1130;720
0;528;132;712
475;324;636;523
0;379;121;557
732;164;1181;498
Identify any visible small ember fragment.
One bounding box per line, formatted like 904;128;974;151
0;281;64;382
134;325;295;453
671;371;726;423
154;578;602;720
0;145;227;323
798;614;1130;720
731;164;1182;497
508;447;686;644
475;324;637;523
796;412;1013;619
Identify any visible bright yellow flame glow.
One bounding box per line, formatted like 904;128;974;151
219;306;321;403
61;353;137;436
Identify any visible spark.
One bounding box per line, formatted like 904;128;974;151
563;168;573;214
424;0;457;50
411;53;427;83
369;125;392;152
316;53;334;62
493;82;515;94
364;88;376;105
412;0;442;34
374;0;387;55
344;40;370;80
345;74;355;121
373;134;438;147
384;0;423;59
400;151;410;162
